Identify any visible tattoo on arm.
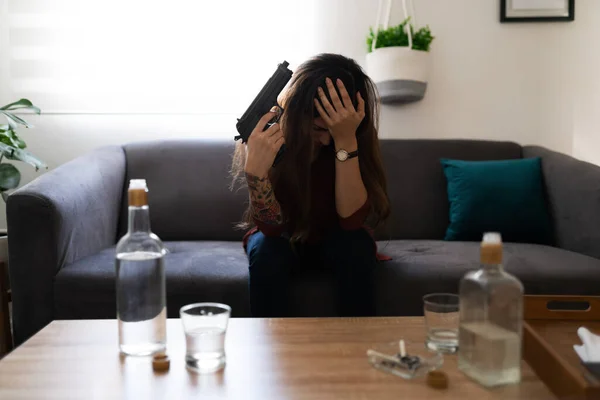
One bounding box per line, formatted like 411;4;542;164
246;172;283;225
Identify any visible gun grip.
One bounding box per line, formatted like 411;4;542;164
272;144;286;167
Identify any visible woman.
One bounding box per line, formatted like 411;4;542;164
231;53;390;317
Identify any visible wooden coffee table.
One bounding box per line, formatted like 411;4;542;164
0;317;554;399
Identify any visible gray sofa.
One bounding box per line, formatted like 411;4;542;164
7;139;600;345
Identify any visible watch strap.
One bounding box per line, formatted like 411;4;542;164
346;149;359;159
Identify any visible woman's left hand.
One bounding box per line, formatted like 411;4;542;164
314;77;365;148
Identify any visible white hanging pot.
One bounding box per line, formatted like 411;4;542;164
366;0;431;104
366;46;430;104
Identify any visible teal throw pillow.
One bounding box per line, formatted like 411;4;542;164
440;158;553;244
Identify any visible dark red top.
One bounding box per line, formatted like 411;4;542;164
243;146;390;261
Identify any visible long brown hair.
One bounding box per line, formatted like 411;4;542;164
231;53;390;241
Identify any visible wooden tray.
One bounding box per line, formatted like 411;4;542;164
523;295;600;400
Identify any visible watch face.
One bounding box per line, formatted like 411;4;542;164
336;149;348;161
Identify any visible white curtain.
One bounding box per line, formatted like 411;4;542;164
0;0;317;114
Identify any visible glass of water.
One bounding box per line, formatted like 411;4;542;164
423;293;459;354
180;303;231;373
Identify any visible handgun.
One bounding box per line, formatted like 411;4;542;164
235;61;293;166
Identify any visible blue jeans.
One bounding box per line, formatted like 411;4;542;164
246;228;376;317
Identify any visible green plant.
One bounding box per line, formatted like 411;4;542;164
367;17;434;53
0;99;46;201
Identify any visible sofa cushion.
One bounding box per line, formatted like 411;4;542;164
54;241;337;320
375;240;600;316
55;241;251;320
119;140;248;241
440;158;552;244
378;139;522;241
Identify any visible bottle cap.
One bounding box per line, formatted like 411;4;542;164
426;370;448;389
481;232;503;264
128;179;148;207
129;179;147;190
152;353;170;372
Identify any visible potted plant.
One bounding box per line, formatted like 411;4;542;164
366;17;434;104
0;99;46;269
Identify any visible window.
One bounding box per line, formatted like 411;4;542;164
0;0;317;115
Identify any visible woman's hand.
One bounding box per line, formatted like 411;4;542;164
314;77;365;149
244;111;284;178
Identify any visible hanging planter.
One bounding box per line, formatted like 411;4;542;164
366;0;435;104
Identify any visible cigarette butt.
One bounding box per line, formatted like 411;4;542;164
400;340;406;357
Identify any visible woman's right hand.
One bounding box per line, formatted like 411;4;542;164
244;111;285;178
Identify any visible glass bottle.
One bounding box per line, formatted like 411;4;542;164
458;232;524;387
116;179;166;356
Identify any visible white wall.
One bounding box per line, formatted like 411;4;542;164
2;0;600;229
571;3;600;166
315;0;580;151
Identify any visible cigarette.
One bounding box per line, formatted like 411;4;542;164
400;340;406;357
367;349;401;364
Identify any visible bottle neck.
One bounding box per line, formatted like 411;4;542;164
482;262;503;272
128;205;151;234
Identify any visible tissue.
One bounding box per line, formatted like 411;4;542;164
573;327;600;363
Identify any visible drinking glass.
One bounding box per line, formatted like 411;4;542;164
423;293;459;353
180;303;231;373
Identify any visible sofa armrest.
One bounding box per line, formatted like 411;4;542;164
523;146;600;259
7;146;125;345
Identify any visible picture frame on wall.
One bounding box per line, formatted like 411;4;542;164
500;0;575;22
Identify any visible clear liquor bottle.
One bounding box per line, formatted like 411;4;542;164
458;232;524;387
116;179;166;356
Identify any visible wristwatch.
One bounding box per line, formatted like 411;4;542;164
335;148;359;162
